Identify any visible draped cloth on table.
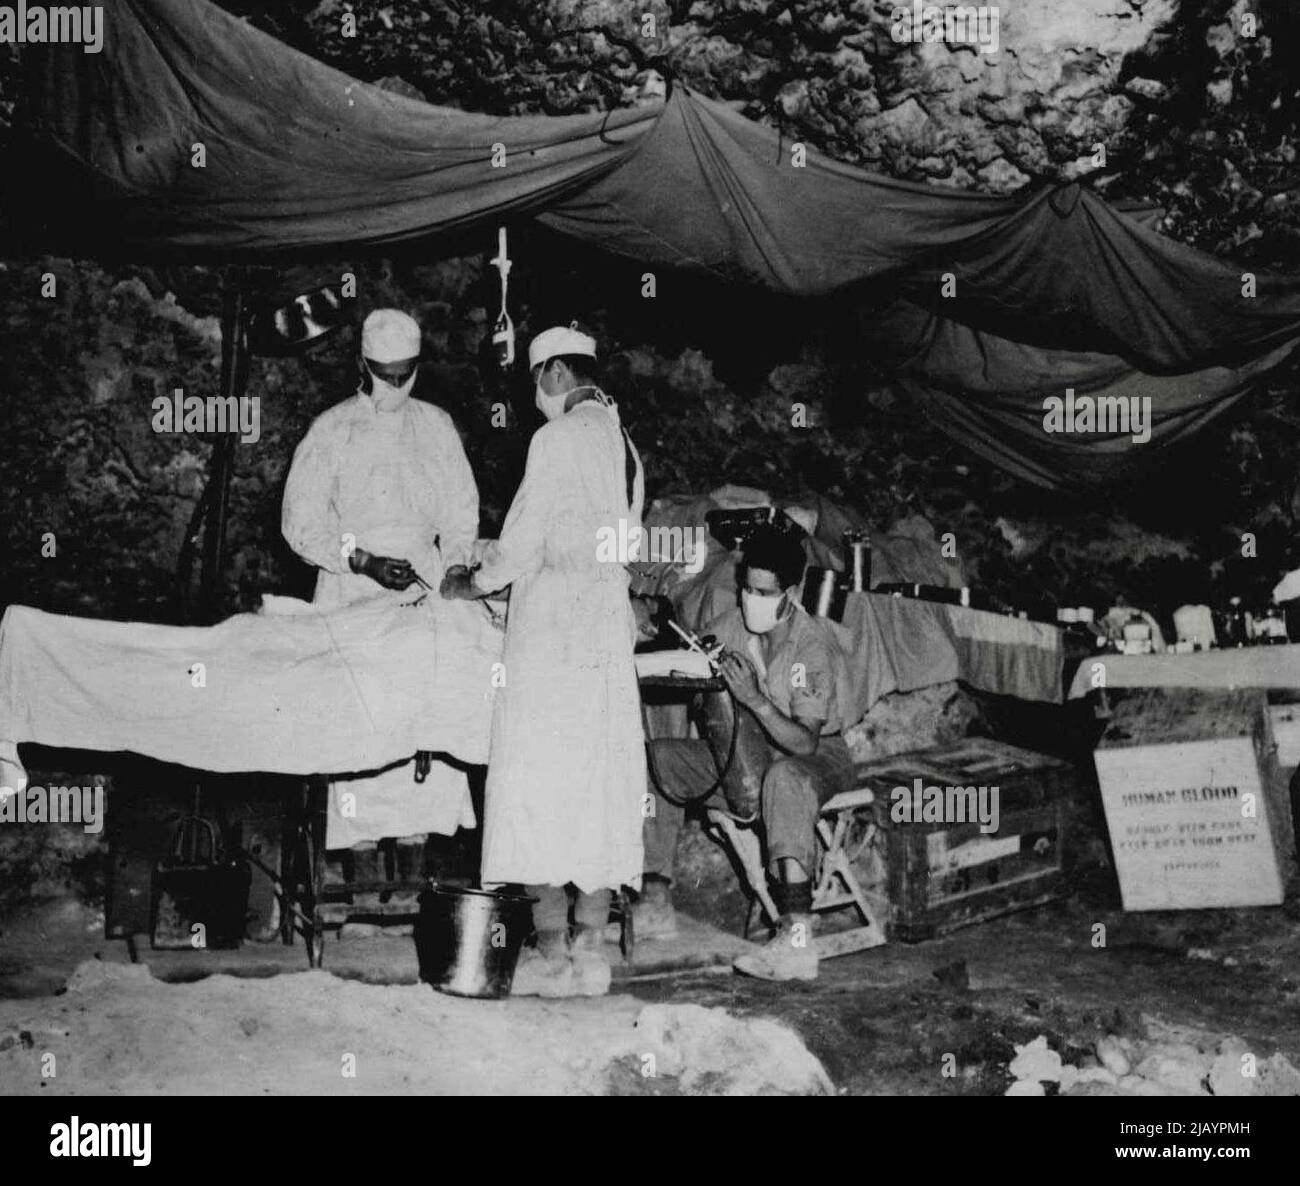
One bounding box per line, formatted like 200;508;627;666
11;0;1300;489
0;596;504;827
1066;645;1300;699
755;593;1062;721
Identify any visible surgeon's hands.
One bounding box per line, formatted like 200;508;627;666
718;649;766;711
349;547;418;590
440;566;479;600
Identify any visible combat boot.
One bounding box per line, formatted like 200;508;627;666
733;913;819;981
631;876;679;940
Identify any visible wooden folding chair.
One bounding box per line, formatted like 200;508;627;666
718;784;888;958
810;787;888;956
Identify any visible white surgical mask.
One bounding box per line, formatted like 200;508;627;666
365;365;418;412
534;379;605;422
741;589;790;635
534;379;569;421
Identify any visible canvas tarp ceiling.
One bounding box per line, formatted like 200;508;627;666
13;0;1300;488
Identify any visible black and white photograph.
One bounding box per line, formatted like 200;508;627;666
0;0;1298;1142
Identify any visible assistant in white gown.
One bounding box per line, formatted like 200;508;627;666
474;399;647;893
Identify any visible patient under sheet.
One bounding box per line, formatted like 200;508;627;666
0;593;503;843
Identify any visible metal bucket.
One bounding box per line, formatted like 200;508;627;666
415;884;535;999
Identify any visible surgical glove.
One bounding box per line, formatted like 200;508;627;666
350;547;417;590
440;568;478;600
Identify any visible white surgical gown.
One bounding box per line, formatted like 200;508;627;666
282;388;481;846
282;390;479;609
476;400;647;892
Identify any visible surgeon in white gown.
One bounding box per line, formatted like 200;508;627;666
442;323;646;996
282;309;481;880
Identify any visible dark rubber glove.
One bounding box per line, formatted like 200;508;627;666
349;547;416;590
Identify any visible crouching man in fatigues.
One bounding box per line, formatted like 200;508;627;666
638;527;854;981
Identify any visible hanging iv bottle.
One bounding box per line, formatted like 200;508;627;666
491;310;514;368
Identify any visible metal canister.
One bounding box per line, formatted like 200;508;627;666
802;566;846;621
844;532;872;593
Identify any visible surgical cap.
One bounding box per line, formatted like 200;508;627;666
361;309;421;363
528;322;597;370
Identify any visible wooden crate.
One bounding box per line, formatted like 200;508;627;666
1094;689;1288;911
856;738;1076;942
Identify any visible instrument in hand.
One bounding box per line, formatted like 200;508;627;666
667;619;724;672
663;622;764;819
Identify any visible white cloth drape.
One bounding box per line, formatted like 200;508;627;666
0;595;502;795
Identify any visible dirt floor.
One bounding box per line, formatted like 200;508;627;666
2;865;1298;1096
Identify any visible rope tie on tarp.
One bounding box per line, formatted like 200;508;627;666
1048;182;1084;219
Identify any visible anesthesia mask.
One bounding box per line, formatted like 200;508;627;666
741;589;792;635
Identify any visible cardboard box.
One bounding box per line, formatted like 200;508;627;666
1094;689;1287;910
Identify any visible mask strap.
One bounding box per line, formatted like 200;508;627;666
556;384;610;406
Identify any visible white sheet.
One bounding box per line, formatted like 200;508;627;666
633;649;715;680
0;594;504;805
326;753;477;847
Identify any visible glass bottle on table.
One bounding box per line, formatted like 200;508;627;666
843;530;872;593
1224;596;1249;648
1257;601;1288;644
